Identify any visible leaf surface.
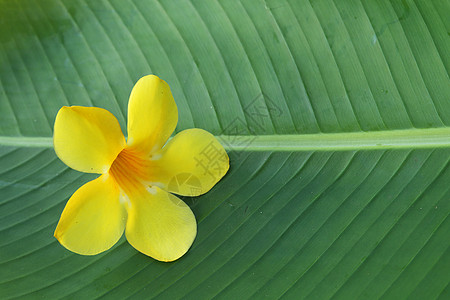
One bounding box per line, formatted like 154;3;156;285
0;0;449;299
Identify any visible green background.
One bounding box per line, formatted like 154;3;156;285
1;0;449;299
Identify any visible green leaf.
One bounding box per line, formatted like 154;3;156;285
1;0;449;299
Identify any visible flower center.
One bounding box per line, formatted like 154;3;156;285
109;148;151;197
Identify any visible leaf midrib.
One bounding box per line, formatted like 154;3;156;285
1;128;449;151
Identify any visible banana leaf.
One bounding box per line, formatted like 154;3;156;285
0;0;449;299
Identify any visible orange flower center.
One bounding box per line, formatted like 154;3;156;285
109;148;151;197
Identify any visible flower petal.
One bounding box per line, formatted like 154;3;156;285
54;106;126;173
148;128;229;196
125;186;196;262
54;175;126;255
127;75;178;155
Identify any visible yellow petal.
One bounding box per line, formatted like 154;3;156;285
125;186;196;262
127;75;178;155
148;128;229;196
54;175;126;255
54;106;126;173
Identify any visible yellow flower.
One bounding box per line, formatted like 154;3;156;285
53;75;229;262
